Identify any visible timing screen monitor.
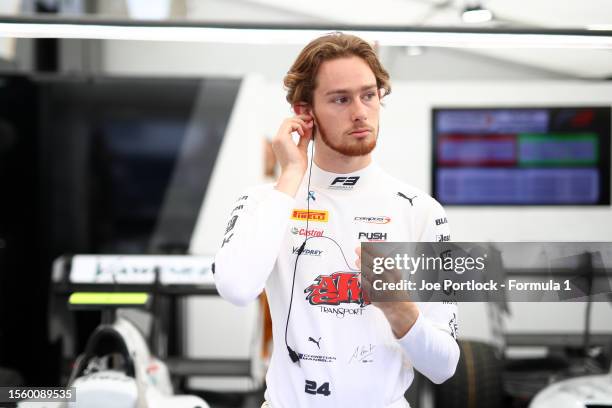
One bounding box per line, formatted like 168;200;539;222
432;107;611;205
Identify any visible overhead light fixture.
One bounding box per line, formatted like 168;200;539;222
462;4;493;24
587;24;612;31
126;0;171;20
404;45;424;56
0;16;611;49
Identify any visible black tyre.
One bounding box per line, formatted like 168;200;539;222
434;340;503;408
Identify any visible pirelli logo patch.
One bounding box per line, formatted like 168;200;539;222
291;209;329;223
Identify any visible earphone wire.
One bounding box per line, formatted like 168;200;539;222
284;133;315;364
284;131;361;364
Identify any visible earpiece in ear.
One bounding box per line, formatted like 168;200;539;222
294;103;308;116
310;112;317;140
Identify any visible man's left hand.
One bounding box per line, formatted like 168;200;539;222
355;245;420;338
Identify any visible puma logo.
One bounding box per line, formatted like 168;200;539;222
397;192;417;206
308;336;321;349
221;233;233;248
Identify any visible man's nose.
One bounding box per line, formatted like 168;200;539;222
350;99;368;122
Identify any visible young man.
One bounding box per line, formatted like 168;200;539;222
214;33;459;408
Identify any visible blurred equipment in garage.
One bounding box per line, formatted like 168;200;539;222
48;254;266;407
0;72;241;394
408;248;612;408
21;288;210;408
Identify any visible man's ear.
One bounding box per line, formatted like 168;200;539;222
293;103;311;116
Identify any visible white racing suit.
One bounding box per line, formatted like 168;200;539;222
213;162;459;408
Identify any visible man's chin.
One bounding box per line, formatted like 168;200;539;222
335;136;377;157
319;128;377;157
340;141;376;157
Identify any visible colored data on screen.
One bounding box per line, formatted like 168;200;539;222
432;108;611;205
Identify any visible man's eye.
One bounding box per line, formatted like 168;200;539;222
363;92;376;101
334;96;349;104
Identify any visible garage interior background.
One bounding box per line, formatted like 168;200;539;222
1;0;612;407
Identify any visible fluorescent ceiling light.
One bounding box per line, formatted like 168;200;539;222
0;18;611;49
587;24;612;31
404;45;424;56
462;7;493;24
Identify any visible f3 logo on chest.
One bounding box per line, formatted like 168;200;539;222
329;176;360;190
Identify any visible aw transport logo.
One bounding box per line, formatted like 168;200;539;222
305;272;370;319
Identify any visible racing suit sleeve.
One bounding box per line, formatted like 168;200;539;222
213;186;295;306
398;200;460;384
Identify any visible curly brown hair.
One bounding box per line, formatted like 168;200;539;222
283;32;391;106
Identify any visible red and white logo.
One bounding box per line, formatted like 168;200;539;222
305;272;370;307
291;227;324;237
